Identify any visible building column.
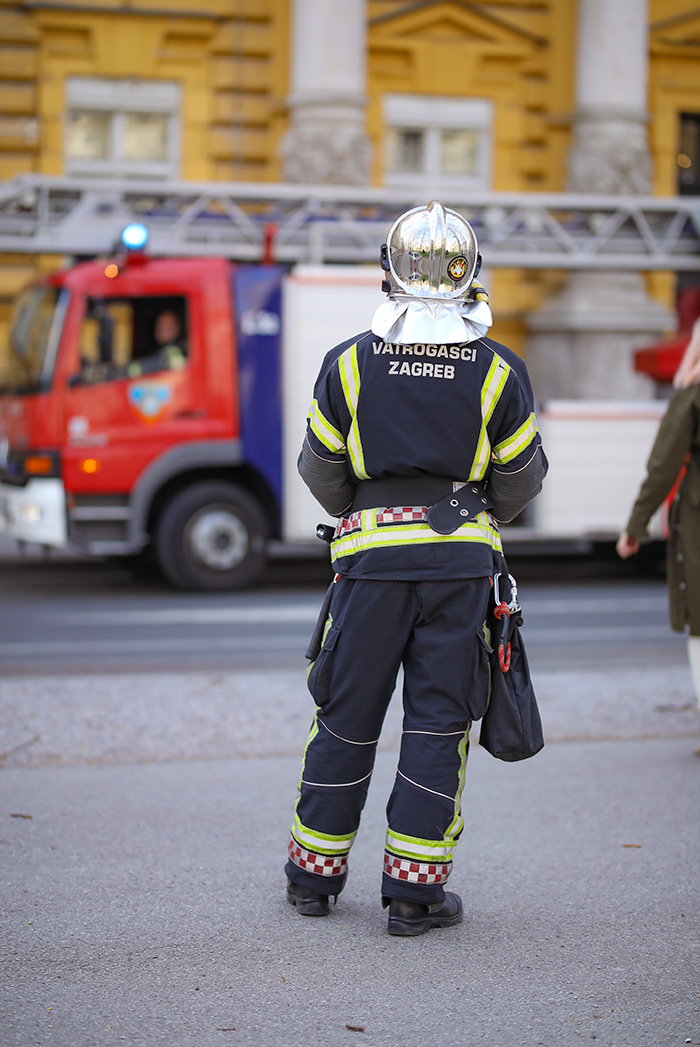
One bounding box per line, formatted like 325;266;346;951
280;0;371;185
526;0;672;400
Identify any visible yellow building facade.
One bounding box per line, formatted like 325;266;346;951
0;0;699;357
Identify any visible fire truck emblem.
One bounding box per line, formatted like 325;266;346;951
447;255;468;282
128;383;172;422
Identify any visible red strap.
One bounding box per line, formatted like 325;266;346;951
493;602;510;621
498;641;511;673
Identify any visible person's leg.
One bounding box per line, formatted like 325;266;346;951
382;577;492;913
286;578;415;903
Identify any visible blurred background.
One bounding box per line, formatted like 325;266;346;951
2;14;700;1044
0;0;699;676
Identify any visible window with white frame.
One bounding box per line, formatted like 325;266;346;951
65;78;181;180
383;95;492;192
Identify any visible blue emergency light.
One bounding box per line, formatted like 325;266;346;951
120;223;149;251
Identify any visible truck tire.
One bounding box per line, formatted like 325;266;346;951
154;481;268;591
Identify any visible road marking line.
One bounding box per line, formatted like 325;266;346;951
525;597;666;615
53;607;321;625
0;625;684;659
50;596;666;626
0;635;306;656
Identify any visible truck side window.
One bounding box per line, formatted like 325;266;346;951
78;296;188;384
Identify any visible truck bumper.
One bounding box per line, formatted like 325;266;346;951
0;478;68;547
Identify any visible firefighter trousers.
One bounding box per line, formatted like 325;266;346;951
285;574;493;905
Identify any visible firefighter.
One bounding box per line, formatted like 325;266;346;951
285;201;548;936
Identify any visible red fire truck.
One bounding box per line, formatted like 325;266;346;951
0;224;385;589
0;221;693;588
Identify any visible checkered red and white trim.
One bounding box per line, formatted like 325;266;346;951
288;836;348;877
335;511;363;537
384;851;451;885
376;507;428;525
335;506;429;539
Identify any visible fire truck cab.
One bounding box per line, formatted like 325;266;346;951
0;228;291;589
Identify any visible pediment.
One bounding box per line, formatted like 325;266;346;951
369;1;546;48
650;9;700;49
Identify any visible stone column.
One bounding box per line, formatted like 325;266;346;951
280;0;371;185
526;0;672;401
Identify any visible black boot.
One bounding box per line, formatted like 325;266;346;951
286;878;334;917
383;891;463;936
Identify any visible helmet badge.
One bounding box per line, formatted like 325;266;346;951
447;256;468;282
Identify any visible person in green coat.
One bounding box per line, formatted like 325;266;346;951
617;317;700;743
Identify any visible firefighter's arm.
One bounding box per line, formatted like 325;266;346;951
299;342;358;516
487;441;548;523
486;365;548;523
298;435;354;517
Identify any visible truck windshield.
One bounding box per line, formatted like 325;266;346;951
0;285;66;395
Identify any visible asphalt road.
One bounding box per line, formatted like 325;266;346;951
0;546;685;676
3;741;699;1047
1;544;699;1047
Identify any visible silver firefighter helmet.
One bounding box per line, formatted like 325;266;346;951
380;200;480;300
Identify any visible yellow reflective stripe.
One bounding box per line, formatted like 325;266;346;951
444;728;471;842
482;356;510;424
469;355;510;480
385;829;456;863
320;612;333;647
494;412;538;464
361;508;377;532
338;344;369;479
331;518;503;560
295;712;319;790
338;345;359;412
291;813;357;855
308;399;345;453
469;425;491;481
386;729;471;862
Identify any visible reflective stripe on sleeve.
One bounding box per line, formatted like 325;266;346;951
337;344;369;480
482;356;511;424
493;412;539;465
469;355;511;480
308;398;345;453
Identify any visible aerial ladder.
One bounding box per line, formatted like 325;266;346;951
0;174;698;271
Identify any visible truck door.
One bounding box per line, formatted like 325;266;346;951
62;293;198;543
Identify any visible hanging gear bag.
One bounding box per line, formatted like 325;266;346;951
479;563;544;762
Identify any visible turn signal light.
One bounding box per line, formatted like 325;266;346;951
80;458;100;474
24;456;53;475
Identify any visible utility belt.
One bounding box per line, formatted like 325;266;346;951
351;476;493;535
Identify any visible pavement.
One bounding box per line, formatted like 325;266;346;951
2;635;700;1046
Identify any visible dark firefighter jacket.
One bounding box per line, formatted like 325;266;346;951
298;330;548;582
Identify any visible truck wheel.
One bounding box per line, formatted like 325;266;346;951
155;481;268;591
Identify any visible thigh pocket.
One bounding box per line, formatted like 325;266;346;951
306;622;341;706
468;628;493;722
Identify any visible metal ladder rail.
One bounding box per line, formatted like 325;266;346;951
0;174;698;270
